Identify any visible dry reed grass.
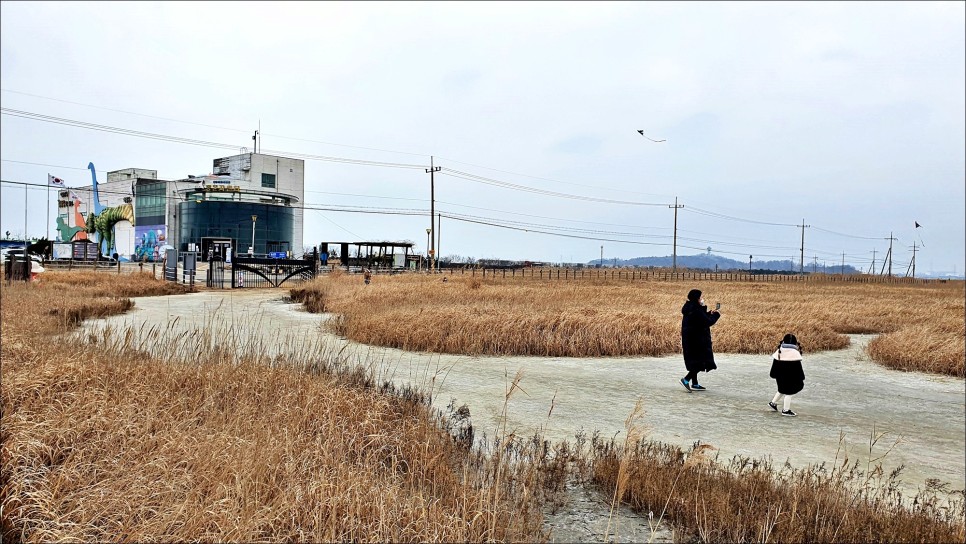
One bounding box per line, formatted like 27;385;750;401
4;270;963;542
294;274;965;376
1;271;554;542
590;434;966;543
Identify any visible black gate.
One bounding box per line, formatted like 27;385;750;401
207;260;226;288
231;256;317;288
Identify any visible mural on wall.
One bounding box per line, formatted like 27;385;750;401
134;226;167;262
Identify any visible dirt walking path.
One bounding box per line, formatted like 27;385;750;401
83;290;966;513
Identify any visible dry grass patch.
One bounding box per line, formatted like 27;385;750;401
868;323;966;376
591;435;965;543
294;274;964;375
2;271;553;542
5;271;963;541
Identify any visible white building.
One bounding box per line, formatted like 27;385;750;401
211;153;305;253
55;153;305;261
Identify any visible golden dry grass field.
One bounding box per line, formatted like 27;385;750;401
1;273;550;542
293;272;966;376
3;270;964;543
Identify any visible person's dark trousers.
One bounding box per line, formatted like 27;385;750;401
684;370;700;384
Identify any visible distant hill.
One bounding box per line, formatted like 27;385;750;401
588;253;862;274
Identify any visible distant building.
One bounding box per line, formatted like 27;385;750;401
55;153;305;261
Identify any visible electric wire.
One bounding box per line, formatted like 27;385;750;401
434;154;674;200
1;88;430;158
0;104;922;266
0;112;897;246
684;205;799;227
440;168;668;206
0;178;915;264
0;109;427;170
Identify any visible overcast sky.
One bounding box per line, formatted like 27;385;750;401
2;1;964;273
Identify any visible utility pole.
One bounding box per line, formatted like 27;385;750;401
868;249;877;275
426;156;440;273
906;242;918;278
425;229;431;272
880;233;897;277
841;252;846;275
670;197;683;271
798;219;810;275
749;255;753;273
600;245;603;268
437;212;441;269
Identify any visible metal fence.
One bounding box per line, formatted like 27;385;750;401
435;267;947;285
228;256;317;288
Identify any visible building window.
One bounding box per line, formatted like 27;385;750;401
261;173;276;188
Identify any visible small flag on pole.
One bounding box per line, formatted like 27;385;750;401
48;174;66;188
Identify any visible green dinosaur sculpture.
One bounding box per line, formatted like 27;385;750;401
56;216;86;242
87;204;135;256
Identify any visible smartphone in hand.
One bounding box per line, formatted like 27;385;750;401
715;302;721;311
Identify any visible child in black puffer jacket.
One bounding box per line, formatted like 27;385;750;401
769;333;805;417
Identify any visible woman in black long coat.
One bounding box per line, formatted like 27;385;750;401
680;288;720;392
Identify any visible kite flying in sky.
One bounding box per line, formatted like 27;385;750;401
637;129;666;143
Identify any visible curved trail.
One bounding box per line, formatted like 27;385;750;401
84;290;966;501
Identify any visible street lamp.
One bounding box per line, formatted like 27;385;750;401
749;255;753;273
251;215;257;255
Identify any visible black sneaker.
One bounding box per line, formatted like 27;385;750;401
680;378;692;392
768;402;778;412
781;409;797;417
691;384;707;391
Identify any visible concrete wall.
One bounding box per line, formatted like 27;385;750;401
107;168;157;183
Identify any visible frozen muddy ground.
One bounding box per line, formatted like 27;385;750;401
81;289;965;540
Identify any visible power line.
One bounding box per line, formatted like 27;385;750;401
685;205;799;227
0;178;896;264
438;213;672;247
0;106;918;264
0;109;428;170
1;88;430;158
435;154;674;200
440;168;669;206
1;159;109;173
1;109;890;244
1;108;242;150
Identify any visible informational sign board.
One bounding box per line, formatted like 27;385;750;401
52;243;73;260
72;241;98;261
164;248;178;281
184;252;197;276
